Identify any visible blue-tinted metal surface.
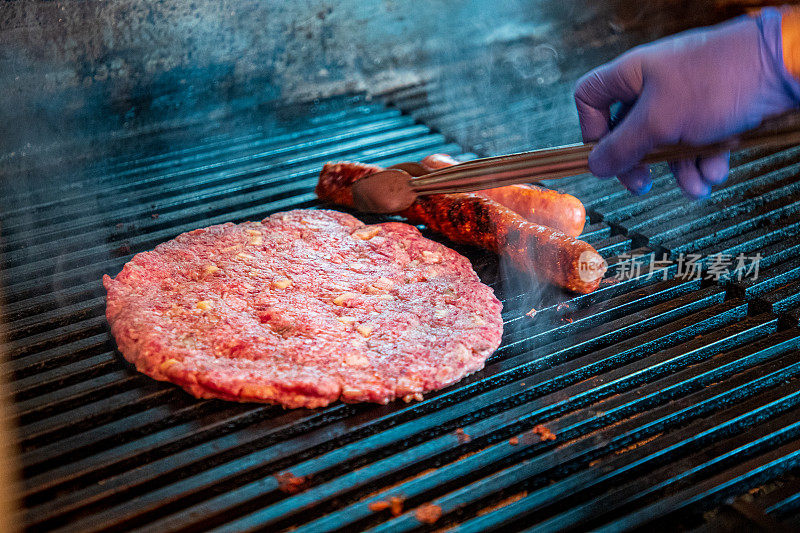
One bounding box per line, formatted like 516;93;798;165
4;93;800;532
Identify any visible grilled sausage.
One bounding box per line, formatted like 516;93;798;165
317;162;606;293
419;153;462;170
420;153;586;237
480;186;586;237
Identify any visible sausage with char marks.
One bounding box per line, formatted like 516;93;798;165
317;161;606;293
420;153;586;237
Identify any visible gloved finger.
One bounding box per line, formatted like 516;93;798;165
670;159;712;199
697;151;730;185
588;97;657;178
574;57;644;142
617;164;652;195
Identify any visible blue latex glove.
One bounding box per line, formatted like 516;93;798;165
574;8;800;198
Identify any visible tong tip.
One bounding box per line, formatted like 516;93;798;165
351;169;418;214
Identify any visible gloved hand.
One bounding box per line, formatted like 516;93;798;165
574;7;800;198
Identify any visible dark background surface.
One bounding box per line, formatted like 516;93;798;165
0;0;756;168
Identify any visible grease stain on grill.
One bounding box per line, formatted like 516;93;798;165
414;502;443;524
455;427;471;444
275;472;310;495
111;243;131;256
476;490;529;517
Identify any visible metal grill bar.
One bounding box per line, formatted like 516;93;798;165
0;95;379;201
379;81;800;530
361;337;800;533
1;118;424;234
0;139;461;305
14;290;766;531
158;316;794;533
5;92;800;532
375;78;584;154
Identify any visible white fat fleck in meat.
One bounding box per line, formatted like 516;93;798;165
333;292;357;306
272;277;293;289
345;353;370;368
337;316;356;324
351;225;382;240
373;277;394;290
246;229;263;246
396;376;413;390
471;314;486;325
422;250;442;263
203;264;220;276
356;324;374;337
452;343;471;363
402;393;424;403
159;358;181;372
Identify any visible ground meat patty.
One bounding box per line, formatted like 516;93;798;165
103;209;503;409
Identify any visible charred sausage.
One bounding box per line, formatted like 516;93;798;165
421;153;586;237
317;162;605;293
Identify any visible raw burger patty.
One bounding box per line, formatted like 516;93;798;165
103;209;503;408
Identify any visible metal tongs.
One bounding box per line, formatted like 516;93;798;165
352;110;800;213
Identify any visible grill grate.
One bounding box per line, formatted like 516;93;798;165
381;78;800;336
3;92;800;532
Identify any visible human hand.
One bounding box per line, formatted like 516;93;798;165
574;8;800;198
